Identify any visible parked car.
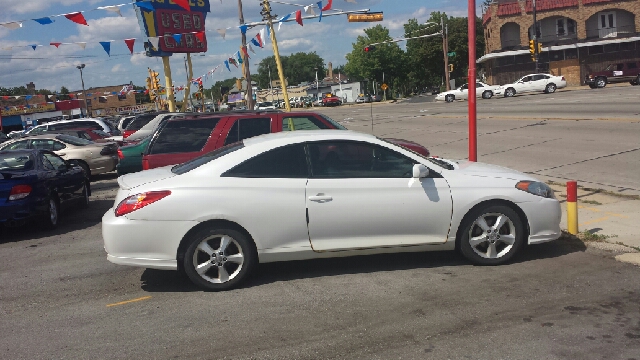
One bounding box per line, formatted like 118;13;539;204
117;136;152;176
0;132;9;144
585;61;640;88
21;118;120;137
494;74;567;97
1;149;89;229
51;128;116;143
117;115;136;132
322;95;342;107
141;111;430;171
0;134;118;177
254;102;276;110
102;130;561;291
435;82;501;102
122;112;167;139
124;113;175;142
355;94;372;103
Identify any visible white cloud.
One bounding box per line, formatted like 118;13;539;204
0;0;105;16
111;63;122;72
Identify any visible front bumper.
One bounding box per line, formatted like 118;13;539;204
519;198;562;245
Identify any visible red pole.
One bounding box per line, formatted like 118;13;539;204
468;0;477;162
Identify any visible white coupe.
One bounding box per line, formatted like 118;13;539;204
102;131;561;290
435;82;501;102
494;73;567;97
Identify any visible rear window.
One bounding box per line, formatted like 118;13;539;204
171;142;244;175
126;113;162;131
149;118;221;154
0;153;34;171
56;135;93;146
50;121;101;131
317;113;347;130
224;118;271;145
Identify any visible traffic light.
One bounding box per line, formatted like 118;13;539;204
538;42;543;53
152;72;160;90
448;64;454;73
348;12;384;22
529;40;535;55
236;78;243;91
260;0;274;21
364;45;376;53
146;77;152;91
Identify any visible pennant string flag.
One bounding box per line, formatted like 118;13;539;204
317;1;323;22
31;45;37;50
99;41;111;56
256;33;263;48
321;0;333;11
224;60;231;72
100;6;123;17
34;17;54;25
76;42;87;49
239;24;248;34
172;34;183;45
295;10;303;26
124;39;136;54
249;43;256;54
64;12;88;26
217;29;227;40
1;22;22;29
195;31;205;43
173;0;191;11
50;42;62;48
278;13;291;31
304;5;315;15
250;38;260;48
148;37;160;50
260;28;266;46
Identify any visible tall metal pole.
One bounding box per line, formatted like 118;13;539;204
183;54;195;112
442;17;451;91
77;64;89;117
162;56;176;112
533;0;539;73
238;0;254;110
468;0;477;162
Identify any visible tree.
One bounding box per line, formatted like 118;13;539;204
206;78;238;102
344;25;406;97
134;85;150;104
254;52;325;89
58;86;71;101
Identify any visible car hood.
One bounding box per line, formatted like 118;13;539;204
453;160;536;181
117;166;175;190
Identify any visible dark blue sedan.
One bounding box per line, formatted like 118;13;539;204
0;149;90;229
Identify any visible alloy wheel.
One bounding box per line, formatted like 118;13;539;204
49;199;58;225
505;88;515;97
467;212;516;259
596;78;606;88
192;234;245;284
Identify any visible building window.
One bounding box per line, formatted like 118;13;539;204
556;18;576;36
117;94;127;101
565;48;578;59
599;12;616;29
86;99;92;106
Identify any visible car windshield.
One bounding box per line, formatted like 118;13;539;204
56;134;93;146
378;138;454;170
317;113;347;130
262;102;273;107
126;113;162;131
0;152;34;171
92;130;111;138
171;142;245;175
605;64;614;71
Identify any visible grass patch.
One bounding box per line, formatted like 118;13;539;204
577;230;618;242
581;200;603;205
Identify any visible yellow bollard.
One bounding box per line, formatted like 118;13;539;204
567;180;578;235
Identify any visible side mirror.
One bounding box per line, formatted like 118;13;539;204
412;164;430;178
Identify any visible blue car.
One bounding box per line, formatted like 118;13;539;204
0;149;90;229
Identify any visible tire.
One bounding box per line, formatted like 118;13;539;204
183;227;257;291
42;194;60;230
482;91;493;99
588;84;597;89
445;94;455;103
78;161;91;179
459;205;526;265
80;182;89;209
545;83;557;94
632;76;640;86
504;88;516;97
596;77;606;88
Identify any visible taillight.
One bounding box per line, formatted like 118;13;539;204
123;130;135;138
115;191;171;217
9;184;32;201
561;76;566;81
142;158;149;170
117;149;124;159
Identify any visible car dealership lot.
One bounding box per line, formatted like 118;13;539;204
1;86;639;359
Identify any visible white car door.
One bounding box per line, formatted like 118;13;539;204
305;140;453;251
530;74;548;91
515;75;534;93
458;84;469;100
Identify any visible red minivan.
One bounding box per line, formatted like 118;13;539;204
142;111;430;170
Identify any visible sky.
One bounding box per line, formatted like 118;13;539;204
0;0;478;96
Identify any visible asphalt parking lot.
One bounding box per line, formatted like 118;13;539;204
1;86;639;359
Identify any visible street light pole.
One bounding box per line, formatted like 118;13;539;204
442;16;451;91
533;0;539;73
237;0;254;110
76;64;89;117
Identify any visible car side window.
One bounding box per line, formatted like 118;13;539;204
224;118;271;145
222;144;308;178
3;140;29;150
476;83;484;88
281;116;330;131
616;63;624;71
521;76;532;82
29;127;47;135
149;118;221;154
532;75;543;81
44;153;66;169
31;139;65;151
460;84;468;90
627;62;638;69
40;154;56;170
307;141;416;179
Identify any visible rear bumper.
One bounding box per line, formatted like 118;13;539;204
0;198;43;224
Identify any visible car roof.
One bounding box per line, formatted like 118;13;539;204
242;129;375;147
0;149;37;156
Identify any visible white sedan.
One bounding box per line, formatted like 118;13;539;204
494;73;567;97
435;82;501;102
102;131;561;290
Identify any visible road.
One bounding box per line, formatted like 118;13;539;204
318;85;640;195
1;86;639;359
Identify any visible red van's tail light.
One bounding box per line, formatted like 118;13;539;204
115;191;171;217
9;185;32;201
142;158;149;170
122;130;135;138
117;149;124;160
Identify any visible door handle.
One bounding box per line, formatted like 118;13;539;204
309;194;332;202
57;153;66;156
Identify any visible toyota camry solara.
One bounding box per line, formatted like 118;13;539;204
102;130;561;291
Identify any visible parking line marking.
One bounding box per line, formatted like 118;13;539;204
106;296;152;307
580;216;610;227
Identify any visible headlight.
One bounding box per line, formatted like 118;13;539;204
516;181;555;199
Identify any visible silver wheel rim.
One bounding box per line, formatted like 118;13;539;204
548;85;556;93
446;95;453;102
49;199;58;225
84;185;89;205
468;212;516;259
192;234;244;284
506;89;514;97
597;79;605;87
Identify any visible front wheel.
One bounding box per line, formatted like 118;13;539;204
183;227;257;291
42;195;60;230
445;94;455;103
596;77;606;88
545;83;557;94
504;88;516;97
482;90;493;99
459;205;526;265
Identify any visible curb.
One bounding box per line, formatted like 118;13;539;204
615;253;640;266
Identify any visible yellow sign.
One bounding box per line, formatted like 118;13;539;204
1;103;56;117
381;83;388;91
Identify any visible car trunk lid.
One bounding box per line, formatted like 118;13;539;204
117;167;175;190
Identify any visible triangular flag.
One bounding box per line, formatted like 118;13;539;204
278;14;291;31
195;31;205;43
1;22;22;30
322;0;332;11
236;51;243;64
345;0;356;3
260;28;266;45
14;96;20;99
33;17;53;25
30;45;37;50
266;25;270;40
100;6;123;17
173;0;191;11
242;46;250;59
65;12;88;26
239;24;248;34
50;42;62;48
256;33;263;48
229;58;238;67
295;10;303;26
148;37;160;50
99;41;111;56
304;6;315;15
76;42;87;49
172;34;182;45
224;60;231;72
317;2;323;22
136;1;154;11
250;38;260;48
249;44;256;54
124;39;135;54
217;29;226;39
25;95;32;101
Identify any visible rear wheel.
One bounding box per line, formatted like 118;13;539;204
545;83;557;94
78;161;90;179
80;182;89;209
482;90;493;99
42;194;59;230
596;77;606;88
445;94;455;103
183;227;257;291
504;88;516;97
459;205;525;265
632;76;640;86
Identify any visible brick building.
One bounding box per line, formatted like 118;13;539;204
479;0;640;86
76;85;137;117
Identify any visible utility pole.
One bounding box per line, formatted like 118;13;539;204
183;55;195;112
533;0;539;73
261;0;291;112
442;17;451;91
238;0;254;110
